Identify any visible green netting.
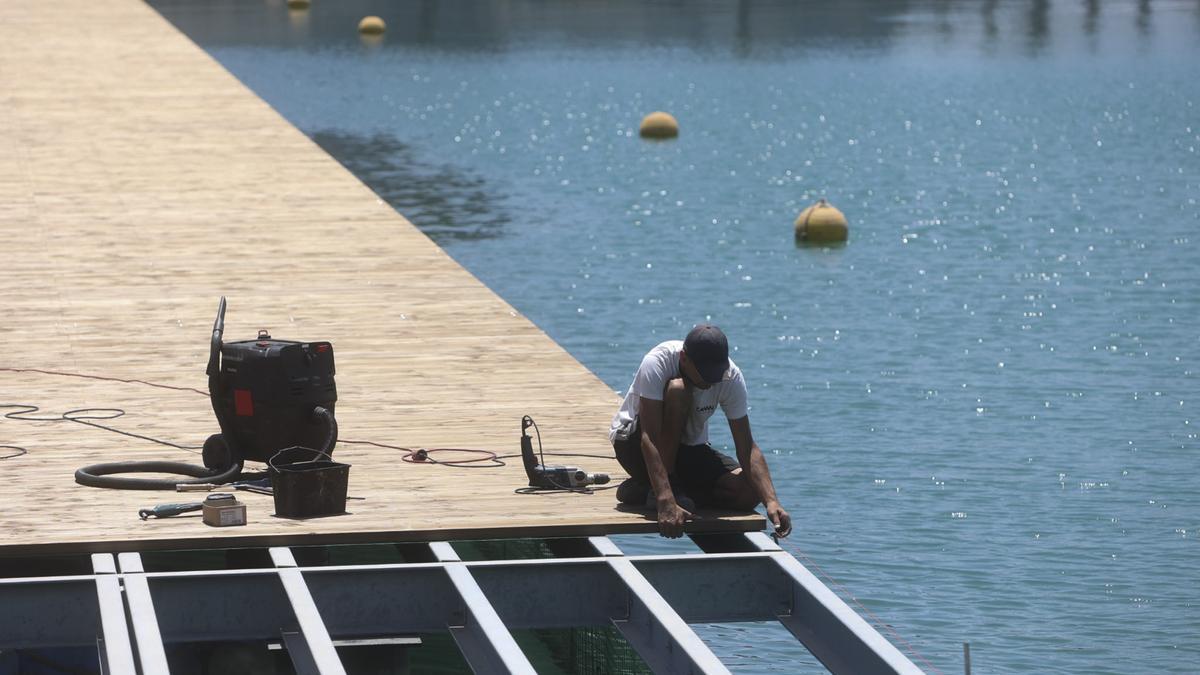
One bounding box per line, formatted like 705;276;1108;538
569;626;651;675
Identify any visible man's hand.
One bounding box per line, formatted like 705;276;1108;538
766;501;792;538
657;499;692;538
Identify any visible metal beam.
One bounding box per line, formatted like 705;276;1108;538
468;560;625;628
430;542;536;674
428;541;459;563
304;564;459;635
586;537;736;673
741;533;924;675
608;557;731;675
632;555;791;623
0;575;102;648
116;553;170;675
305;552;795;628
688;532;763;554
91;554;137;675
270;547;347;675
281;631;322;675
129;551;898;634
592;533;729;667
0;539;929;675
146;568;298;642
587;536;625;557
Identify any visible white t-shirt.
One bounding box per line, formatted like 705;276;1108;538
609;340;748;446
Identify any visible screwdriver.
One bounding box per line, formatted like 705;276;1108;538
139;502;202;520
139;494;236;520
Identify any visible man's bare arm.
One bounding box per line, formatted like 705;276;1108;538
637;397;673;499
639;396;690;537
729;415;792;537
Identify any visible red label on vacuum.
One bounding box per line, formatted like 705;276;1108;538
234;389;254;416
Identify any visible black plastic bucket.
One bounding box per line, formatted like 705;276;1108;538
268;446;351;518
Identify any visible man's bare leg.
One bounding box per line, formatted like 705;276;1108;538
710;469;761;511
658;377;691;474
616;378;693;506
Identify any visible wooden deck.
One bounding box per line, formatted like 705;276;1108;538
0;0;761;557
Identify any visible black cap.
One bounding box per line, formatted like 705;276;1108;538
683;324;729;384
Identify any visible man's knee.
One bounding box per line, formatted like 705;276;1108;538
715;472;760;511
663;378;692;416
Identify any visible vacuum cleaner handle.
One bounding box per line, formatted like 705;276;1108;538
207;296;226;377
204;296;243;468
520;416;541;487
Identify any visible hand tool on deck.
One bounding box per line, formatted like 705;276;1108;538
140;493;247;527
139;501;204;520
520;415;610;489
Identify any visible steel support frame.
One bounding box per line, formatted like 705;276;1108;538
607;556;731;674
0;536;923;675
745;533;921;674
270;547;348;675
687;532;924;675
117;552;170;675
92;554;137;675
430;541;536;674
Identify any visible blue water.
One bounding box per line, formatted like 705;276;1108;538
154;1;1200;672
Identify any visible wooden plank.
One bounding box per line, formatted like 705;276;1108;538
0;0;762;557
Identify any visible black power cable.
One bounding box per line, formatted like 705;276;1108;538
2;369;618;484
64;408;202;452
1;403;203;460
0;403;240;489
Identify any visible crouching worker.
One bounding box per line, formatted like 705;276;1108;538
609;324;792;539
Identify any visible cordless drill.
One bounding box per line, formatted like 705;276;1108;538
520;416;610;489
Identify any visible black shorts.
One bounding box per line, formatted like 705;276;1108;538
612;421;739;506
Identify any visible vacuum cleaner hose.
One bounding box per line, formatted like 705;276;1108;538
74;460;243;491
73;406;334;490
313;406;338;455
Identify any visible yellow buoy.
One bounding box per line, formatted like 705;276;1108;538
358;16;386;35
794;198;849;243
639;111;679;139
286;0;310;9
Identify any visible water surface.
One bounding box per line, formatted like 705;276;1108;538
153;1;1200;672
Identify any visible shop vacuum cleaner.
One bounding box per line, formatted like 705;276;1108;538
75;297;338;490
